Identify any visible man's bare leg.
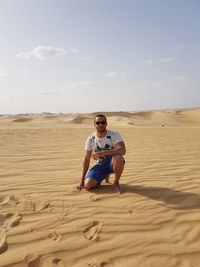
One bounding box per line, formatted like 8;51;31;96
112;155;125;193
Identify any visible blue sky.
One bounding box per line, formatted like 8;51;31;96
0;0;199;114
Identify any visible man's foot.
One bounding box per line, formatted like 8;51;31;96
114;182;124;194
104;175;110;184
103;179;111;184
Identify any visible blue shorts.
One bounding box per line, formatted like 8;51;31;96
86;158;114;185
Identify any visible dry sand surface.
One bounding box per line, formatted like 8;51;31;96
0;108;200;267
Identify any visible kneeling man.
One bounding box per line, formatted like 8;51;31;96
76;114;126;193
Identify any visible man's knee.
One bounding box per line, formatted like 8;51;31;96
112;155;125;165
84;183;92;190
84;178;97;190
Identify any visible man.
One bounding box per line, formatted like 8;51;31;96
76;114;126;193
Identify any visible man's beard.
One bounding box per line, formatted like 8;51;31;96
97;128;106;133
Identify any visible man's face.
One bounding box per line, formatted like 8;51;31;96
94;117;107;132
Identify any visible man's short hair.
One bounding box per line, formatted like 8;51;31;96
94;114;107;122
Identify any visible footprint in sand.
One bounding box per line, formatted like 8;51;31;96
0;229;8;254
13;195;51;212
28;254;65;267
9;213;22;227
21;199;50;212
0;196;11;206
88;263;97;267
0;212;22;229
34;201;50;212
88;262;112;267
0;213;11;226
100;262;113;267
128;209;133;216
83;221;103;241
48;231;62;241
128;209;141;218
89;195;100;201
0;212;22;254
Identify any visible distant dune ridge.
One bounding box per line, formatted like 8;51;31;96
0;107;200;266
0;108;200;128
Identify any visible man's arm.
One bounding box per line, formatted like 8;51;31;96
92;141;126;160
76;150;92;190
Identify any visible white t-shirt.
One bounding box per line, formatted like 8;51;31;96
85;130;123;163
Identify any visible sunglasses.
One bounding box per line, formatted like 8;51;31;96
95;121;106;125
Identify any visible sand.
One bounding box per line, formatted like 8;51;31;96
0;108;200;267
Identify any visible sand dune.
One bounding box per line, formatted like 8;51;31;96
11;118;35;123
1;108;200;129
0;108;200;266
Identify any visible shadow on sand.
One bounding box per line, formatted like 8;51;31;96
92;183;200;210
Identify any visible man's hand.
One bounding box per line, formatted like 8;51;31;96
76;181;84;190
92;151;105;160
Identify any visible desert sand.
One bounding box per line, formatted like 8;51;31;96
0;108;200;267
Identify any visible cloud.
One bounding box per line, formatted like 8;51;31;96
83;56;96;61
19;69;28;75
102;72;119;78
32;91;64;96
64;81;100;90
176;75;185;80
145;57;174;64
151;82;163;88
176;76;195;83
139;81;163;90
173;45;184;50
159;57;174;63
0;68;30;78
5;94;28;100
16;45;79;60
5;91;64;101
0;68;11;77
97;63;103;68
84;73;93;78
69;46;79;54
145;60;154;65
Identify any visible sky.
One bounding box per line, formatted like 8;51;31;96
0;0;200;114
